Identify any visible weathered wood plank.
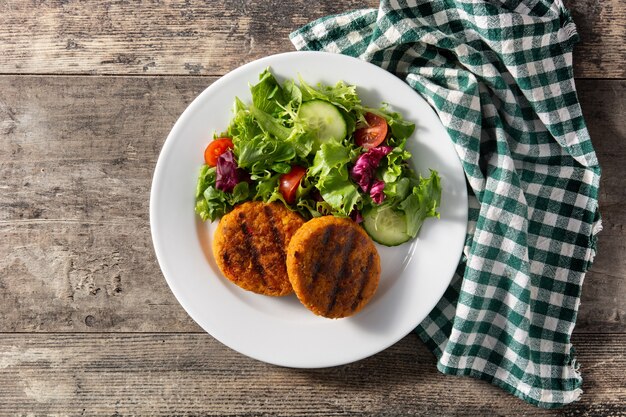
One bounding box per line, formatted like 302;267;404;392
0;0;371;76
564;0;626;79
576;79;626;333
0;76;207;333
0;333;624;416
0;76;623;333
0;0;623;78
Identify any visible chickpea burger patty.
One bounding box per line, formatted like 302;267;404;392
213;201;305;296
286;216;381;318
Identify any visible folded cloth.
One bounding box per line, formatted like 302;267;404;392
290;0;601;408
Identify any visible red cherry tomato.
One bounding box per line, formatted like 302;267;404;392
354;112;388;149
204;138;234;166
279;165;307;205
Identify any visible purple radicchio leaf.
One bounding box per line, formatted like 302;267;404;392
349;209;364;224
215;150;243;193
369;179;386;204
310;188;324;202
349;145;393;193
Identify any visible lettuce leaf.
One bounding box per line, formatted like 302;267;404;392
298;76;362;112
282;79;302;107
227;98;261;142
309;140;351;177
249;105;292;141
383;176;411;202
254;172;281;200
382;147;412;184
195;181;251;222
316;167;360;216
309;141;360;216
235;132;296;174
399;170;442;237
251;69;288;116
195;165;215;199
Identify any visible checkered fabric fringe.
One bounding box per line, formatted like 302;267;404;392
291;0;601;408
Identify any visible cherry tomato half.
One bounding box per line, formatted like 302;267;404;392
279;165;307;205
204;138;234;166
354;112;388;149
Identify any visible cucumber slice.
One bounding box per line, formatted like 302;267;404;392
299;100;347;146
362;205;412;246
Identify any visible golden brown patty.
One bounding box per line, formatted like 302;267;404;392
286;216;381;318
213;202;305;296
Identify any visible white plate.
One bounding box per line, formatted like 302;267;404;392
150;51;468;368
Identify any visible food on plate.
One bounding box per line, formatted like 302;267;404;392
195;68;442;247
194;68;443;317
286;216;380;318
279;165;307;205
354;112;388;149
204;137;234;166
213;201;305;296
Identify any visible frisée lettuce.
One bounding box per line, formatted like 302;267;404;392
195;68;442;246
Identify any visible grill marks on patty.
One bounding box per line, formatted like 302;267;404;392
263;204;287;265
213;202;305;296
238;218;266;284
352;252;375;311
307;225;334;290
325;227;357;316
287;216;381;319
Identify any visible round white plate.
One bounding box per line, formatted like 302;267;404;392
150;51;468;368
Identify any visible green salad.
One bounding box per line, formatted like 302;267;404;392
195;69;442;246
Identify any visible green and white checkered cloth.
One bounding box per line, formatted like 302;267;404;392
291;0;601;408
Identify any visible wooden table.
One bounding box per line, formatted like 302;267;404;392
1;1;624;415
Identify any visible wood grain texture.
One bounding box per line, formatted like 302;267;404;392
0;0;623;78
0;332;624;416
0;0;373;76
576;80;626;334
564;0;626;79
0;76;624;333
0;75;206;333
